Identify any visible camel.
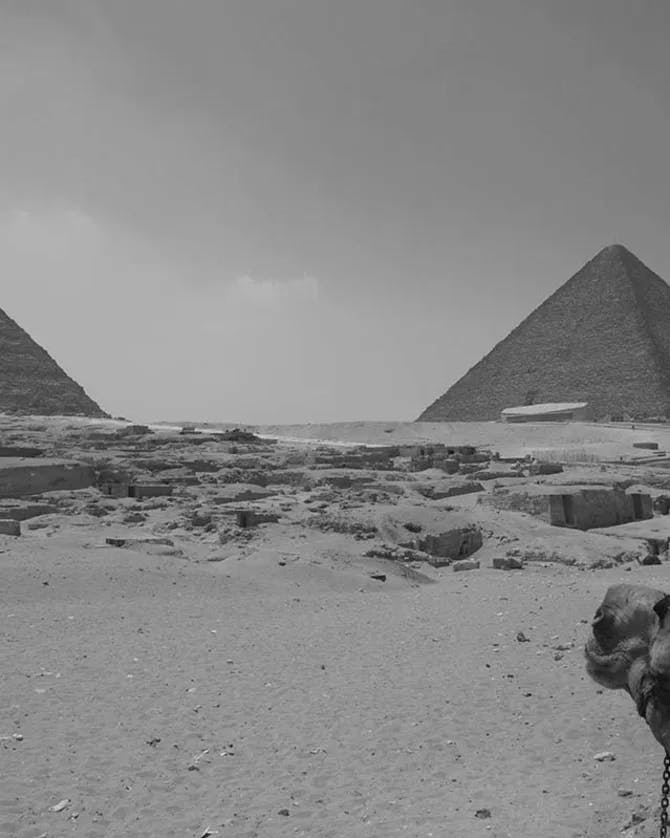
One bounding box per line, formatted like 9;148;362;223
585;583;670;751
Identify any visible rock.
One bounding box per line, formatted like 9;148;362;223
0;459;95;498
593;751;616;761
220;428;266;443
432;457;460;474
639;553;662;565
191;510;213;527
123;512;148;524
278;808;290;817
418;526;483;565
516;632;530;643
370;573;387;582
49;798;70;812
618;788;634;797
106;536;174;548
473;469;525;481
0;502;58;520
236;510;281;528
212;485;276;504
116;424;152;437
0;446;43;457
474;808;491;819
492;557;524;570
452;559;480;572
528;462;564;475
0;519;20;536
415;480;484;500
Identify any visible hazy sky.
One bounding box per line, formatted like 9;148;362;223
2;1;669;423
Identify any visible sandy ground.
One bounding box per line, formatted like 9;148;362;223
2;528;669;838
3;417;670;837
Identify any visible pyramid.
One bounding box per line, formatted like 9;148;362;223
418;244;670;422
0;306;108;417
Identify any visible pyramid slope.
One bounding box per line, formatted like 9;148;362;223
418;245;670;422
0;307;108;417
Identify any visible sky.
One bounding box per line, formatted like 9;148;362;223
1;0;670;424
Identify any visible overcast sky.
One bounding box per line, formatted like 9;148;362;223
2;1;669;423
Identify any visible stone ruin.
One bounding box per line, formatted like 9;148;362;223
482;484;653;531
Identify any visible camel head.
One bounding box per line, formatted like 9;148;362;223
585;583;670;750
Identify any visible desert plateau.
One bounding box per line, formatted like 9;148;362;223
3;416;670;837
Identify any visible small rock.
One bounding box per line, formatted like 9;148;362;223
516;632;530;643
278;808;290;816
12;733;23;741
492;557;524;570
622;808;649;830
593;751;616;762
370;573;387;582
474;808;491;819
453;559;480;572
618;788;634;797
49;799;70;812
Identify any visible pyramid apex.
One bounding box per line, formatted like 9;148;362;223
597;243;630;257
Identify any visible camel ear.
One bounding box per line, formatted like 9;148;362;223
653;595;670;622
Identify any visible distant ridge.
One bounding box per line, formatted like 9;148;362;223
418;245;670;422
0;306;108;417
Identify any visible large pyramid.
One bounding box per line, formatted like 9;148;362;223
0;306;108;417
418;244;670;422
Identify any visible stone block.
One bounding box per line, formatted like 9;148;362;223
0;519;20;536
0;502;58;520
432;457;460;474
128;484;173;499
212;485;276;504
452;559;480;572
492;556;524;570
528;462;564;476
0;459;95;498
419;526;482;564
0;446;43;458
236;510;281;528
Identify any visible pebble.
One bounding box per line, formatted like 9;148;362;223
593;751;616;762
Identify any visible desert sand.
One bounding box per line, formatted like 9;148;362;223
3;417;670;838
